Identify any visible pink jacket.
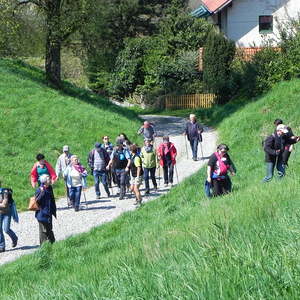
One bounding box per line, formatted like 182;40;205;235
30;160;57;187
157;142;177;167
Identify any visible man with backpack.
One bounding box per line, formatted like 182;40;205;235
88;143;110;199
157;136;177;187
263;124;300;182
184;114;203;161
129;144;143;205
101;136;114;188
0;187;18;253
138;121;156;140
107;140;131;200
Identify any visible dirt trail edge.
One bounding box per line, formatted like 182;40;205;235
0;115;217;266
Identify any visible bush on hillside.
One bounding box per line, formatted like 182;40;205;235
238;18;300;97
203;31;236;103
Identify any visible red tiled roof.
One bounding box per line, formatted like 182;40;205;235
202;0;231;12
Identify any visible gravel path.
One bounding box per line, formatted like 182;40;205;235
0;115;217;266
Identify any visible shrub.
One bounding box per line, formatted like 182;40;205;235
203;31;236;103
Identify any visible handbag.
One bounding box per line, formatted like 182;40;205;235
28;196;40;211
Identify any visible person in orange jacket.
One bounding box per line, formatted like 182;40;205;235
157;136;177;187
30;153;57;188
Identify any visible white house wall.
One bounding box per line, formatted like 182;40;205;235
225;0;300;46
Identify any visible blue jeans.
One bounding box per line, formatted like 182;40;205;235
68;186;82;208
0;213;18;249
263;158;285;182
93;170;110;196
189;139;199;159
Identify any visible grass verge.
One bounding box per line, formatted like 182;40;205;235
0;59;141;210
0;78;300;299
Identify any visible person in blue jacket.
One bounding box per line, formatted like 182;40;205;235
35;174;57;245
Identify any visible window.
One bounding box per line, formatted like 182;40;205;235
259;15;273;33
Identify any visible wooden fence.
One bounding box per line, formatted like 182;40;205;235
165;93;217;109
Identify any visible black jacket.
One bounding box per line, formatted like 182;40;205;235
264;133;297;162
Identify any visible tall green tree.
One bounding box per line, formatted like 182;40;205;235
15;0;89;87
203;31;236;103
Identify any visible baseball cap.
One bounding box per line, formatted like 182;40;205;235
63;145;69;151
276;124;288;133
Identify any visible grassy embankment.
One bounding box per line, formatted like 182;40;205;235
1;73;300;298
0;59;141;210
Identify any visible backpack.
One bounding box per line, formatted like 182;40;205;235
214;152;230;176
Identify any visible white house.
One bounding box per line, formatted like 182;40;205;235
190;0;300;47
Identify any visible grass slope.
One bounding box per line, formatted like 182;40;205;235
0;59;141;210
1;78;300;299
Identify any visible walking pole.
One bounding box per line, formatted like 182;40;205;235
65;181;71;208
82;189;88;208
158;165;161;187
199;140;204;159
184;136;189;159
175;164;179;184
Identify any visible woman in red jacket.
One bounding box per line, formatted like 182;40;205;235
30;153;57;188
157;136;177;187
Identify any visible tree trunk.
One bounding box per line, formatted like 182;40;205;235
45;37;61;87
45;0;62;87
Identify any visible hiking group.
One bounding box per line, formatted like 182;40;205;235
1;115;299;252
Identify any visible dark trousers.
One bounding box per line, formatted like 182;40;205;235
38;221;55;245
93;170;110;196
115;169;127;196
212;177;231;196
107;169;113;187
189;138;199;159
282;150;291;166
163;162;174;184
69;186;82;208
144;167;157;191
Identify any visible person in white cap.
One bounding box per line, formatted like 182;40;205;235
263;124;299;182
55;145;72;205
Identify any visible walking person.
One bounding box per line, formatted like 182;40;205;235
55;145;72;206
107;140;131;200
0;187;18;253
35;174;56;245
157;136;177;187
88;143;110;199
116;133;132;146
101;136;114;187
64;155;88;211
138;121;156;140
184;114;203;161
30;153;57;188
141;139;158;194
263;124;299;182
129;144;143;205
273;119;297;167
207;144;236;196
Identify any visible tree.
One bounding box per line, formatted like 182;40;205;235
0;0;20;56
15;0;89;87
203;31;236;103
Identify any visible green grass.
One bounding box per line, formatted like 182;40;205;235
1;75;300;298
0;59;141;210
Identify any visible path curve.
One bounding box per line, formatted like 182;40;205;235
0;116;217;266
